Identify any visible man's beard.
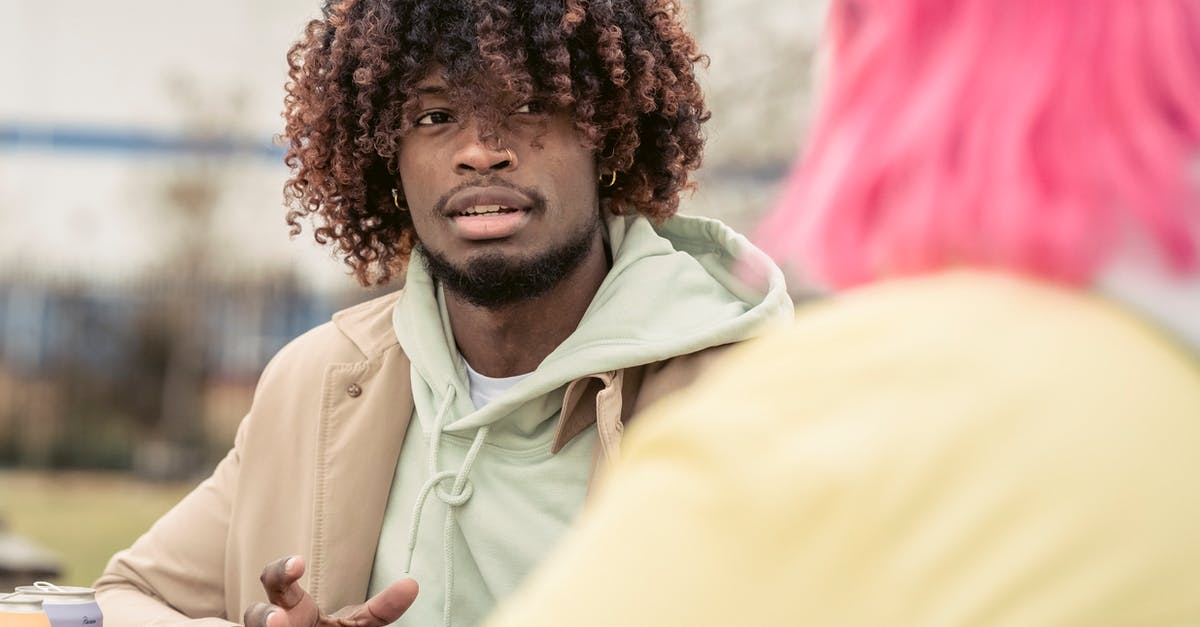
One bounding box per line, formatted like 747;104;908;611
420;213;603;309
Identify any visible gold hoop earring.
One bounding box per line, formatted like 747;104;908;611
392;188;407;211
600;170;618;188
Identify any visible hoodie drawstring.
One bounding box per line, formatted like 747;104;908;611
404;384;492;627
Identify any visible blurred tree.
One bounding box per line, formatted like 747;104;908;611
138;72;250;479
676;0;825;235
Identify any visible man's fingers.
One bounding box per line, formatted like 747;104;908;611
253;559;412;627
243;601;277;627
244;603;312;627
260;555;309;610
329;579;419;627
364;579;419;623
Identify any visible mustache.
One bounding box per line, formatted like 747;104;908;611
431;177;547;215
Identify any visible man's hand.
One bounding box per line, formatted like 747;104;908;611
243;555;419;627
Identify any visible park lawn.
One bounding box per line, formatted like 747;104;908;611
0;470;195;587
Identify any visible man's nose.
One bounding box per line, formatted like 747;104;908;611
454;124;516;174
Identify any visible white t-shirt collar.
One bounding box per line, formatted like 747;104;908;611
463;360;534;410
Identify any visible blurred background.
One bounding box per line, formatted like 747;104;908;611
0;0;825;587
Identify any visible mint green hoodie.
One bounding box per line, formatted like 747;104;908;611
369;213;792;627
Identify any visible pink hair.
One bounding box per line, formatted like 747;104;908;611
756;0;1200;288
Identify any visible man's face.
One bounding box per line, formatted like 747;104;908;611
397;70;604;307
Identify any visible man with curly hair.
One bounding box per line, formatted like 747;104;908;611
96;0;791;625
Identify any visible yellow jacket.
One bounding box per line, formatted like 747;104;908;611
487;271;1200;627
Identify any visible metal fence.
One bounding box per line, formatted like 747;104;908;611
0;269;378;477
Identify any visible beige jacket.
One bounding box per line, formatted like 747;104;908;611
95;291;724;626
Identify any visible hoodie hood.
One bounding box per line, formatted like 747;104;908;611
392;212;793;440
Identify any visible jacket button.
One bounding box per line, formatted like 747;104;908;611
346;383;362;398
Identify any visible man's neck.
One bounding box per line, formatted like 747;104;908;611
445;236;609;378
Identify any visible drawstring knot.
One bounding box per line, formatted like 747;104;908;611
420;469;475;506
403;383;492;627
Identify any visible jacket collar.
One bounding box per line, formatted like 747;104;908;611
332;290;403;359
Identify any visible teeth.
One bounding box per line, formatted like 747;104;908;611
459;204;516;216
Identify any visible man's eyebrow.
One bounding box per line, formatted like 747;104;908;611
414;84;448;95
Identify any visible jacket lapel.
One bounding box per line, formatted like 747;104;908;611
306;293;414;611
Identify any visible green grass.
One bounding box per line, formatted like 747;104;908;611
0;470;194;587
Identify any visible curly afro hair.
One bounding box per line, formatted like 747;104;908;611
282;0;711;285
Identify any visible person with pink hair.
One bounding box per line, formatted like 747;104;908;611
481;1;1200;625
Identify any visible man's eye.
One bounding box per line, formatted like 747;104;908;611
415;111;454;126
514;101;545;115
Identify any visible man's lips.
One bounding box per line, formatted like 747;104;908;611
443;186;533;217
443;186;534;240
